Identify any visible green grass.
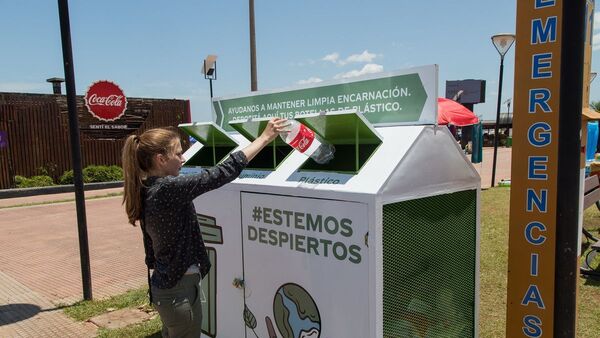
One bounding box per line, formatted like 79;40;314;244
479;187;511;338
62;287;150;321
479;187;600;337
60;187;600;337
577;202;600;338
0;191;123;209
62;286;163;337
95;318;162;338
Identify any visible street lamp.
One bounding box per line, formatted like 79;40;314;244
491;33;515;188
504;98;512;114
503;98;512;126
203;55;218;98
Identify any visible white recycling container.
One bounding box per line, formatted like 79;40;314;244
179;107;480;338
183;112;480;337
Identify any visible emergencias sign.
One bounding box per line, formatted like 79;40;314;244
506;1;562;336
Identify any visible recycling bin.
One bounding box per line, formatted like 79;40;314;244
179;109;481;338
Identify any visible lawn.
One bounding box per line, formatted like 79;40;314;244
63;187;600;337
62;287;162;337
479;187;600;338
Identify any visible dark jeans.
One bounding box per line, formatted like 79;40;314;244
152;274;202;338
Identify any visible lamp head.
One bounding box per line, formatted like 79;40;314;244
203;55;218;80
491;33;516;57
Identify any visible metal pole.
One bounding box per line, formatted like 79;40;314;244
57;0;92;300
249;0;257;91
209;79;213;99
554;1;586;336
491;56;505;188
507;100;511;130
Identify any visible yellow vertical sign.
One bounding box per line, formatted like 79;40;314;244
507;1;562;337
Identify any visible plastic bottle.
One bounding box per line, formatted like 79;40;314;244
279;120;335;164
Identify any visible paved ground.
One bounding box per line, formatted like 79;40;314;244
474;147;512;189
0;188;146;337
0;147;511;337
0;187;123;208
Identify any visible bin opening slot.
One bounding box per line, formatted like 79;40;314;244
185;146;235;167
179;123;238;167
229;120;293;170
299;143;380;173
295;112;382;174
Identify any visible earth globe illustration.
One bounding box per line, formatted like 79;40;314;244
272;283;321;338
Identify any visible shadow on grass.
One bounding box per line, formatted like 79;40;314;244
582;275;600;286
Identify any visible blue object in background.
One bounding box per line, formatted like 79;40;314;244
587;121;599;161
471;122;483;164
0;131;7;148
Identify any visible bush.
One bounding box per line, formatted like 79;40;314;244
83;165;123;183
13;165;123;188
107;165;124;181
59;165;123;185
14;175;56;188
59;170;74;185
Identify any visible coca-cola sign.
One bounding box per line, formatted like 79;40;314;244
84;80;128;121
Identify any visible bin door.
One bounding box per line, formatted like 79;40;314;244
193;189;246;337
240;192;370;337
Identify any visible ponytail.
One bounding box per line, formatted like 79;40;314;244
122;134;143;226
121;128;180;226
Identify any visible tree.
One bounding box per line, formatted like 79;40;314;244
591;100;600;112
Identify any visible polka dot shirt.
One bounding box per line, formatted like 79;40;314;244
141;151;248;289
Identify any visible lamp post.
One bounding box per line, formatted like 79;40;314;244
503;98;512;127
249;0;257;91
491;33;515;187
203;55;217;99
504;98;512;115
57;0;92;300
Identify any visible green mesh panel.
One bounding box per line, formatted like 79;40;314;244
382;190;476;338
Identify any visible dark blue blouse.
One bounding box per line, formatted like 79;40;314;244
141;151;248;289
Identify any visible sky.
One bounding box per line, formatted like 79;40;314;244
1;0;600;122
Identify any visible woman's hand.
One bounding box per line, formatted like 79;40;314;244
258;118;288;143
242;118;288;162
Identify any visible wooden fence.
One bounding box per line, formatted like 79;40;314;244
0;92;191;190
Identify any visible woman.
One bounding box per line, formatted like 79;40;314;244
122;118;286;337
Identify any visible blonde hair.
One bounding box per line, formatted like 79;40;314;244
122;128;180;225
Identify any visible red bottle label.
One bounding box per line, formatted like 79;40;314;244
288;124;315;153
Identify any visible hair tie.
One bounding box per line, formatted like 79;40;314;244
134;135;140;143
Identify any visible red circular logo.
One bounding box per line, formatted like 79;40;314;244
84;80;128;121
